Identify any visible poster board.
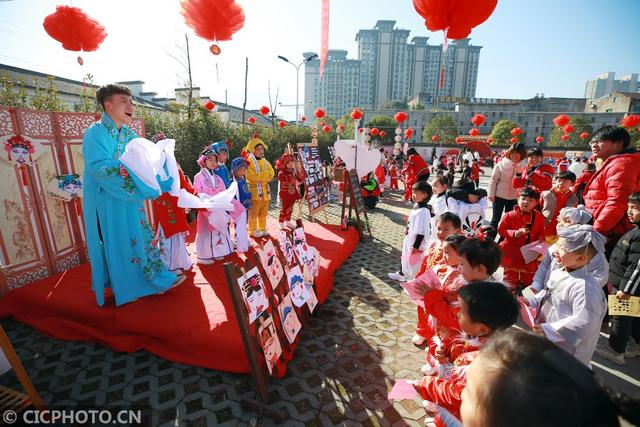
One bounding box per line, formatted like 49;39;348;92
340;168;371;239
297;142;329;215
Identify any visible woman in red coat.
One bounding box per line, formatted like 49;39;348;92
402;148;430;201
512;147;554;194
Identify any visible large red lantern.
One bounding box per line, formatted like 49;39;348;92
579;132;589;140
510;127;523;136
43;5;107;63
621;114;640;128
470;114;486;126
535;136;544;143
203;100;215;110
259;106;270;115
553;114;571;127
181;0;245;55
314;108;326;119
370;128;380;136
248;116;256;124
278;120;286;128
563;124;575;134
468;128;480;136
394;111;408;123
412;0;498;40
432;135;440;142
351;109;363;120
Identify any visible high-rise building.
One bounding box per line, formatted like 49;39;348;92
303;50;360;119
304;20;482;118
584;72;638;99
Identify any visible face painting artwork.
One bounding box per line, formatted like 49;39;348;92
258;315;282;375
278;294;302;344
287;265;311;308
237;267;269;324
259;240;284;289
278;231;295;265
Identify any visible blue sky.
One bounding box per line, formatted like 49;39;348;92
1;0;639;119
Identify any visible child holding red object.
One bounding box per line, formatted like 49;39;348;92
541;170;578;243
388;160;399;190
498;186;546;291
276;153;304;230
412;282;518;427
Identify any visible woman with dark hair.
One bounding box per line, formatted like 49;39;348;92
513;146;555;194
488;142;528;228
460;329;639;427
401;148;431;202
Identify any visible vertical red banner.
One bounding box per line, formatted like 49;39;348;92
319;0;330;80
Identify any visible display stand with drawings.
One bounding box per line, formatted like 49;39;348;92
221;230;319;421
340;168;371;239
293;141;330;224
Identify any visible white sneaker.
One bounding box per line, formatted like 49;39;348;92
260;230;271;238
421;363;437;376
625;339;640;358
387;271;407;282
412;334;427;346
595;344;625;365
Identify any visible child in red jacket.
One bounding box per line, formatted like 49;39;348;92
388;161;399;190
512;147;554;194
470;158;484;188
276;153;305;229
498;187;546;291
541;171;578;242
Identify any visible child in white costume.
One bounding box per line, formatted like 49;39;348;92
388;181;433;282
531;205;609;293
526;225;607;366
193;147;234;264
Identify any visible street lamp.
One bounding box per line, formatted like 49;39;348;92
277;53;318;124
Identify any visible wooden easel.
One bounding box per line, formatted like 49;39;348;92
340;168;371;239
0;325;44;412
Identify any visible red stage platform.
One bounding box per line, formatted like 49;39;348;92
0;220;358;374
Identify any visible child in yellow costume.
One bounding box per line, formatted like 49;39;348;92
244;135;275;237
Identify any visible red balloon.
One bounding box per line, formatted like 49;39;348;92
203;100;215;110
322;125;331;133
278;120;286;128
259;106;270;115
248;116;256;124
468;128;480;136
621;114;640;128
563;124;575;134
394;111;408;123
370;128;380;136
300;115;306;122
535;136;544;143
579;132;589;140
510;127;523;136
380;131;386;138
413;0;498;39
470;114;486;126
43;5;107;52
432;135;439;142
510;137;517;143
351;109;363;120
314;108;326;119
561;134;570;142
181;0;245;43
553;114;571;127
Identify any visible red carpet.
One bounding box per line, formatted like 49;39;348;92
0;220;358;374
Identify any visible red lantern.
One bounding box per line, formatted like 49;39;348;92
181;0;245;55
351;109;363;120
203;100;215;110
431;135;439;142
394;111;408;123
358;128;364;134
470;114;486;126
43;6;107;55
535;136;544;143
455;136;463;144
278;120;286;128
337;124;346;133
621;114;640;128
320;121;326;127
322;125;331;133
405;128;414;139
380;131;386;138
370;128;380;136
487;137;494;144
579;132;589;140
314;108;326;119
553;114;571;127
510;137;517;143
248;116;256;124
300;115;307;122
412;0;498;39
561;134;570;142
563;124;575;134
510;127;523;136
468;128;480;136
259;106;270;115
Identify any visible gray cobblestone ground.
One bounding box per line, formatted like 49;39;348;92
1;169;638;426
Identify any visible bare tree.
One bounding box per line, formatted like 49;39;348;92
242;57;248;126
267;80;279;129
161;34;195;126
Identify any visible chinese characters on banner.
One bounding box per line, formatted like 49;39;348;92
298;143;329;215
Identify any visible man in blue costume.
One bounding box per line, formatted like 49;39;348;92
83;84;179;306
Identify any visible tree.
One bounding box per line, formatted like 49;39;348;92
0;73;28;107
367;115;398;145
548;116;593;148
629;127;640;149
30;76;67;112
381;100;409;110
423;115;458;145
74;73;99;113
411;103;425;110
491;120;519;145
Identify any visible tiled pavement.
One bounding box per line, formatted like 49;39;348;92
1;170;638;426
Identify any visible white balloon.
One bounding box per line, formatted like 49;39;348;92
395;128;402;135
394;135;402;142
